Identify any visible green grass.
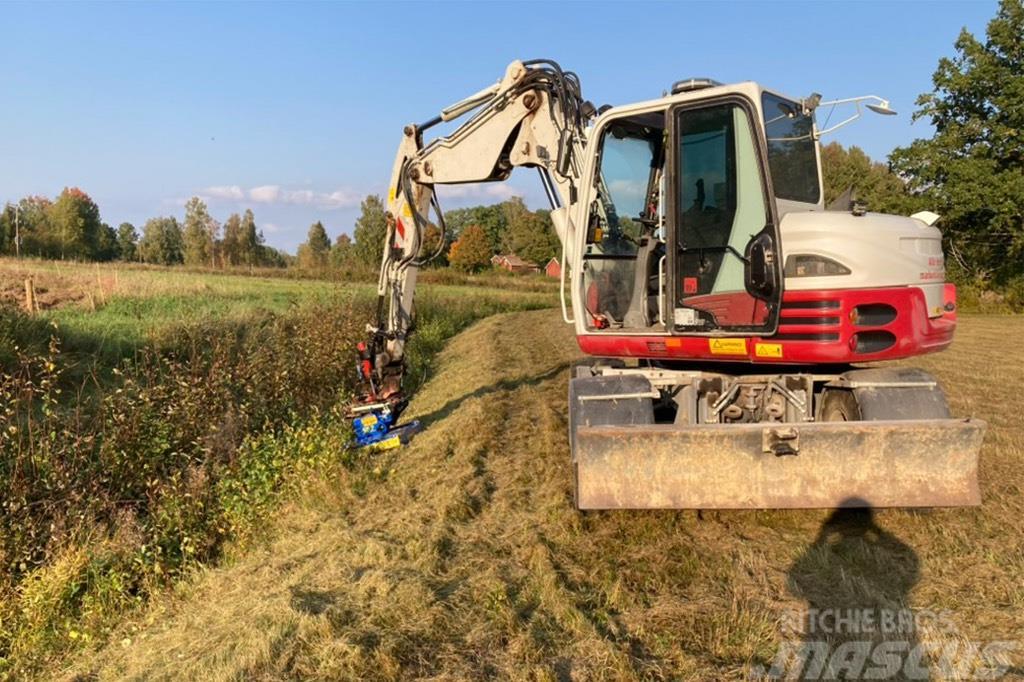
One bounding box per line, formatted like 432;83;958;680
44;280;369;360
1;258;556;377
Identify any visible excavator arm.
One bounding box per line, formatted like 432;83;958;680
350;59;591;445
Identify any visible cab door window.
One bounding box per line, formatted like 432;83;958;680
673;101;779;331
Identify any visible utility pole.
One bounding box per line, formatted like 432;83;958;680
13;204;20;259
6;202;21;259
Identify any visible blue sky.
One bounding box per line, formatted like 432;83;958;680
0;1;996;253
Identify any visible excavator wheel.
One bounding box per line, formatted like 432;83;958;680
819;368;951;423
819;389;862;422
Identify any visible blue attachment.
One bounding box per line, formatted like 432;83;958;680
352;406;423;449
352;408;397;447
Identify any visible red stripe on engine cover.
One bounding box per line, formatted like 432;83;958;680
575;286;957;365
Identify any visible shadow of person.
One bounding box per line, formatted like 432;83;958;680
777;497;926;680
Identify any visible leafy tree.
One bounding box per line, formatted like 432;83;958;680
309;221;331;254
448;224;492;272
890;0;1024;282
95;222;120;261
820;142;918;215
444;203;508;252
240;209;262;266
0;204;17;254
297;221;331;269
182;197;215;266
47;187;102;259
117;222;139;261
206;218;222;268
420;223;448;267
352;195;388;266
329;233;354;268
10;196;53;257
257;245;289;268
221;213;243;266
138;216;184;265
500;198;559;265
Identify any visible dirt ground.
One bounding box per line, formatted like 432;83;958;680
0;263;93;310
65;310;1024;681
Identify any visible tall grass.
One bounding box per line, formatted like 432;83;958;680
0;284;554;677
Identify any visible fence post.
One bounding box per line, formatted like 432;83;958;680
24;277;37;314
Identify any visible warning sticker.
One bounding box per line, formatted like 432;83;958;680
388;187;396;203
709;338;747;355
755;342;783;359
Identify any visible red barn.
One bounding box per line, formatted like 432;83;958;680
492;254;539;274
545;257;561;278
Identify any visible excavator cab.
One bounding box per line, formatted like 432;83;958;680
581;88;783;336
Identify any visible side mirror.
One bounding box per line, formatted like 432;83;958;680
745;230;779;300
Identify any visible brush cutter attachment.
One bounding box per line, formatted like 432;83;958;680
568;367;985;510
348;332;420;450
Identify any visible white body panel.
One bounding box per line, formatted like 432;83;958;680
780;210;947;315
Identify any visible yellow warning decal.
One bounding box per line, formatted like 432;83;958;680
374;436;402;451
709;338;747;355
388;187;396;203
402;203;412;217
755;342;783;359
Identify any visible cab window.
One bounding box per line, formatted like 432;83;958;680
762;92;820;204
582;113;665;329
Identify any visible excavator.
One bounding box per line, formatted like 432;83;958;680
349;59;985;510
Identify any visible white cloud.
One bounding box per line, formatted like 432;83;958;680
320;188;361;209
607;178;645;198
203;185;245;200
199;184;362;210
249;185;282;203
436;183;520;202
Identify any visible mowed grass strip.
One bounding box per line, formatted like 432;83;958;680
65;312;1024;681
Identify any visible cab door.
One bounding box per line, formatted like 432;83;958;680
666;96;783;335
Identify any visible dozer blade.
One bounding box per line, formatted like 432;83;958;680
572;419;985;510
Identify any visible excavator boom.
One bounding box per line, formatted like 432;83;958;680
351;60;587;437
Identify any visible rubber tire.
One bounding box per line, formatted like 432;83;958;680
819;388;862;422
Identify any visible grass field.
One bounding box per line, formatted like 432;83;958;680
57;310;1024;681
0;260;559;678
0;258;556;363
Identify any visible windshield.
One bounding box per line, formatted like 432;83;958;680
762;92;820;204
596;130;657;247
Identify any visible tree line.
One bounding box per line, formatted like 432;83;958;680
0;191;288;268
293;194;560;273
